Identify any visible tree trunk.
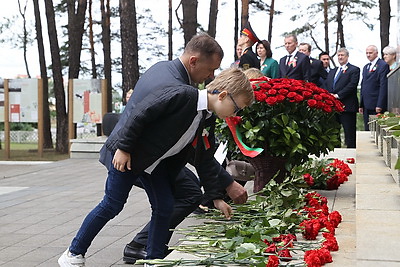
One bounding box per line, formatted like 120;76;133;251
267;0;274;43
120;0;139;101
89;0;97;79
336;0;345;48
234;0;239;61
168;0;173;60
379;0;391;54
182;0;198;46
101;0;112;111
241;0;249;29
207;0;218;38
323;0;329;53
67;0;87;79
33;0;53;149
17;0;31;78
44;0;69;153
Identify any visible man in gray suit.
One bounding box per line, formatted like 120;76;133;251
326;48;360;148
359;45;390;130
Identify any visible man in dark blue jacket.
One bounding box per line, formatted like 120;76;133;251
58;33;250;267
326;48;360;148
359;45;390;130
278;34;310;81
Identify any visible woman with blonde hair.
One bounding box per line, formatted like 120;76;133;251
383;46;398;71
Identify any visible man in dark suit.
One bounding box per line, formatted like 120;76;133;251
298;42;327;87
238;21;260;70
58;34;249;266
326;48;360;148
359;45;390;130
278;34;310;81
318;51;331;89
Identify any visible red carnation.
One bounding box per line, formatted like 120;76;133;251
303;173;314;186
265;243;277;253
322;232;339;251
328;211;342;228
278;249;292;261
266;255;279;267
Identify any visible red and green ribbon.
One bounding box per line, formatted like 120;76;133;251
225;117;264;158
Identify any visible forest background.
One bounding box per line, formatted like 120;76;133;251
0;0;398;153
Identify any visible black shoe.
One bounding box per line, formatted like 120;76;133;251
123;244;147;264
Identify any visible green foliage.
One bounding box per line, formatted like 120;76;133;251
0;122;36;131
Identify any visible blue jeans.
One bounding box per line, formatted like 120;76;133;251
69;165;139;256
69;160;175;260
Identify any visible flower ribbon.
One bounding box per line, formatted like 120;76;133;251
225;117;264;158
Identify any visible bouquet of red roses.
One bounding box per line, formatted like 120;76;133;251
217;77;344;169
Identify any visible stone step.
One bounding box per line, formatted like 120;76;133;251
69;136;106;159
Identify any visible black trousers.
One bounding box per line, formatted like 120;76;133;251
362;109;377;131
337;112;357;148
132;167;203;247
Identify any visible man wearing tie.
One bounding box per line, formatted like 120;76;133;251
278;34;310;81
326;48;360;148
359;45;390;130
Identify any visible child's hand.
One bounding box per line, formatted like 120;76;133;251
213;199;232;220
112;149;131;172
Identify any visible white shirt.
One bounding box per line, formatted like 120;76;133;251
145;89;210;174
369;57;379;71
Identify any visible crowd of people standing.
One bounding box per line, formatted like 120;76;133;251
235;21;398;149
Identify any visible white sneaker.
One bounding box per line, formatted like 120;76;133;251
58;248;85;266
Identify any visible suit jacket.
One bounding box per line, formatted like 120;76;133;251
99;59;233;198
309;57;327;87
239;47;260;70
360;58;390;111
278;51;310;81
326;63;360;112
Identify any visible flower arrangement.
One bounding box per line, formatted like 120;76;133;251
217;77;344;169
137;174;343;266
292;158;353;190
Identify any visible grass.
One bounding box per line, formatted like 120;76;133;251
0;143;70;161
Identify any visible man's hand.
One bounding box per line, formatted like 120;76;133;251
213;199;232;219
226;181;248;204
359;107;363;114
112;149;131;172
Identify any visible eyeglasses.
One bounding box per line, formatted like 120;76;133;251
210;89;242;114
227;93;242;114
